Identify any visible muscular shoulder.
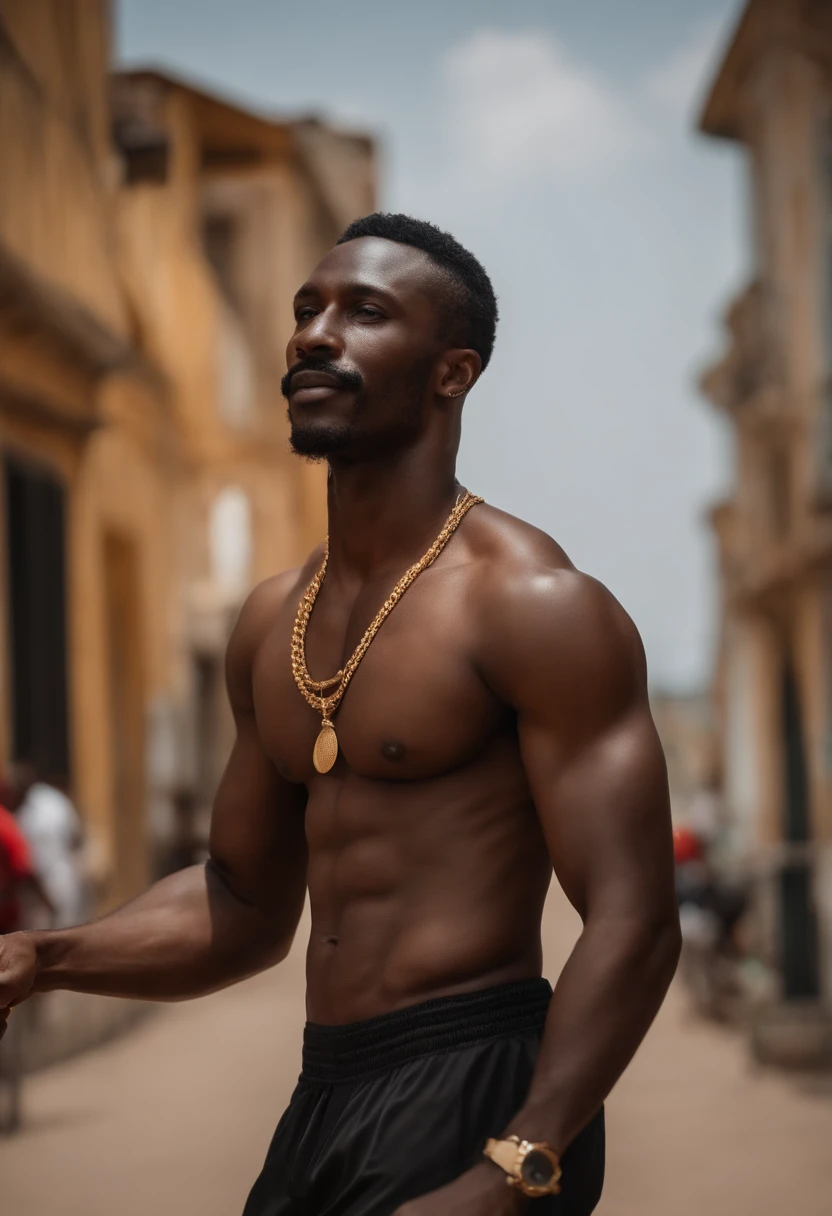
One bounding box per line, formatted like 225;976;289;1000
225;549;324;712
464;502;574;581
466;505;646;727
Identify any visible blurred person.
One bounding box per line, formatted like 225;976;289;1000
0;215;680;1215
687;771;747;958
0;779;54;1133
673;824;718;961
11;764;85;929
673;819;747;1020
688;767;721;850
673;823;709;908
0;778;56;934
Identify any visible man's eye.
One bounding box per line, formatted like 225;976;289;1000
295;307;318;322
355;305;382;318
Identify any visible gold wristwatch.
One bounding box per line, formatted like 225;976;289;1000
483;1135;562;1198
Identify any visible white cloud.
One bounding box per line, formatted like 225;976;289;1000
643;17;726;117
443;29;645;183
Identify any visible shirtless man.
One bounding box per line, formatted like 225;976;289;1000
0;213;680;1215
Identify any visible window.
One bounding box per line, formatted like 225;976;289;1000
112;80;170;186
202;213;241;312
217;313;255;427
209;486;252;594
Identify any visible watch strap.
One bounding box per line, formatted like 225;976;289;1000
484;1135;522;1176
484;1135;562;1197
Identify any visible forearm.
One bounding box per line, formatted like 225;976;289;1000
387;916;680;1216
30;861;299;1001
505;910;681;1152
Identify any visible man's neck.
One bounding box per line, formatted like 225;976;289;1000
325;446;460;583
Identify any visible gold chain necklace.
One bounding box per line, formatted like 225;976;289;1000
291;490;484;773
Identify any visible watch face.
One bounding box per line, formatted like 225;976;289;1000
520;1149;556;1188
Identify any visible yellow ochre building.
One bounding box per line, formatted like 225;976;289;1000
0;1;376;921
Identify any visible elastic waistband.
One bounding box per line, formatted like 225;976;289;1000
301;977;552;1085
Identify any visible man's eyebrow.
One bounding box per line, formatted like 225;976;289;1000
292;281;400;306
293;283;318;302
342;282;398;305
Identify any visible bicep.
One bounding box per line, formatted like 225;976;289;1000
480;567;675;925
209;711;308;921
210;576;309;921
519;703;674;923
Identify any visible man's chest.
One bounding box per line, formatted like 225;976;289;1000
252;574;505;784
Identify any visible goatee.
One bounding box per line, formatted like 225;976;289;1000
288;414;360;461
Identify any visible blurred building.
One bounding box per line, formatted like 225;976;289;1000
700;0;832;1032
650;691;716;823
0;0;376;939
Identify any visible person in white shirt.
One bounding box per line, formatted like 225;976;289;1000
12;766;84;930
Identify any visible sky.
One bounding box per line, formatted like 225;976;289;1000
117;0;749;691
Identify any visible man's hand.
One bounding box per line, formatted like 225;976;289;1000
0;932;39;1041
393;1163;527;1216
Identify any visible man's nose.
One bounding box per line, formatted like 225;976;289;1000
293;305;344;361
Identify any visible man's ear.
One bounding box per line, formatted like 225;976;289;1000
437;349;482;399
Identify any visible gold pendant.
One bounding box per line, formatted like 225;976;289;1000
313;719;338;773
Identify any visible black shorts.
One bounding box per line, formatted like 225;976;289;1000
243;978;605;1216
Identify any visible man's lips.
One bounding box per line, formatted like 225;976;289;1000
289;371;357;405
291;370;342;391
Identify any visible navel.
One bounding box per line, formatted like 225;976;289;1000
381;740;406;762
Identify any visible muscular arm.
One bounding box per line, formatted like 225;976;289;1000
394;562;680;1216
1;579;307;1009
488;566;681;1154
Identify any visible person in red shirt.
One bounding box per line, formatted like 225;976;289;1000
0;779;54;935
0;806;35;935
0;780;55;1132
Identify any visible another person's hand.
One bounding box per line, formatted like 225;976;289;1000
393;1163;528;1216
0;932;38;1041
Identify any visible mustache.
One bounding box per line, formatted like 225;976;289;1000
281;357;364;399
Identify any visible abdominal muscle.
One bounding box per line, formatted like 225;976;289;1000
302;760;554;1025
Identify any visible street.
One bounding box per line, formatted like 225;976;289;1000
2;886;831;1215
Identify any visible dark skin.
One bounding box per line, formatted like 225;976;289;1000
0;237;680;1214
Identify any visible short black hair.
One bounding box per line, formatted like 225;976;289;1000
337;213;498;371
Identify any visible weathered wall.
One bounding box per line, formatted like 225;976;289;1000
0;0;126;331
0;4;376;1070
700;0;832;1004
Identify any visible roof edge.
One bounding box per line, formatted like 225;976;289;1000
698;1;761;141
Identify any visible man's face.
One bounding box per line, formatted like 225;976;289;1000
282;237;447;461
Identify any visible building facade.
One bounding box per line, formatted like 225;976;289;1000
0;0;376;930
650;691;716;824
110;68;375;888
700;0;832;1011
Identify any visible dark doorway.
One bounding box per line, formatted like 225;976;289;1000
779;657;820;999
4;455;70;778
